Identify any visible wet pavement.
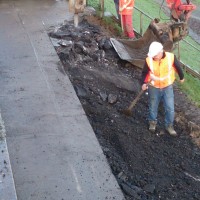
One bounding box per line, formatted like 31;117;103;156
0;112;17;200
0;0;124;199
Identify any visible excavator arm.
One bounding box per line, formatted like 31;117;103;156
149;0;196;48
166;0;196;22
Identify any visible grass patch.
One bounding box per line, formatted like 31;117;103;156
101;16;122;36
177;73;200;107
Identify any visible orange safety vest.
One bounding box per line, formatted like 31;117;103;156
119;0;135;15
145;52;176;89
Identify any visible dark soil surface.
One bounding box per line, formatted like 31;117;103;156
48;16;200;200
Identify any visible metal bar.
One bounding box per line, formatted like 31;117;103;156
182;39;200;52
99;0;104;18
134;6;153;20
183;64;200;79
140;13;143;35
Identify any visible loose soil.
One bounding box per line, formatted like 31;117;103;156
49;15;200;200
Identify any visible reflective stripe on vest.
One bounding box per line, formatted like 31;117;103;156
119;0;134;14
119;6;133;12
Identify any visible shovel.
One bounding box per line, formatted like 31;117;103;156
123;81;150;116
123;89;145;116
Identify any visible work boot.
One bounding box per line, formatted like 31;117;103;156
166;124;177;136
149;121;156;133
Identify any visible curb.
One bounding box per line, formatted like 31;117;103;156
0;112;17;200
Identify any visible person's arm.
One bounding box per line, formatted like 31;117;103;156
141;61;150;90
141;61;150;83
173;55;184;81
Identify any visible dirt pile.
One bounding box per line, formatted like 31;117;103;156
48;17;200;200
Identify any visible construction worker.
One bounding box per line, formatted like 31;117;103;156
119;0;135;39
141;41;185;136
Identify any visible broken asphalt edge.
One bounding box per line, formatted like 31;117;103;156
0;111;18;200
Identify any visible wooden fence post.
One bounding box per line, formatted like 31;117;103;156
99;0;104;18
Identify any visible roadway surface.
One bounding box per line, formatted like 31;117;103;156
0;0;125;199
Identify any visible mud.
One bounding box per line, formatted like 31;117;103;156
49;16;200;200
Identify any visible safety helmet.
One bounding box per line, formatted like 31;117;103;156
147;42;163;58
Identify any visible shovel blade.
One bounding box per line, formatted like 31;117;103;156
122;109;132;116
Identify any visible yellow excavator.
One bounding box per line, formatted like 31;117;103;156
110;0;196;68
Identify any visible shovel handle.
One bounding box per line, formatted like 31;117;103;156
128;89;145;110
126;82;150;112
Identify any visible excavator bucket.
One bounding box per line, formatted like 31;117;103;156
111;28;159;69
110;19;188;68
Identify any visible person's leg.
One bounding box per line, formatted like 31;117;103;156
148;86;161;131
163;85;174;126
124;15;135;38
163;85;177;136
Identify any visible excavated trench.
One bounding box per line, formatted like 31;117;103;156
48;17;200;200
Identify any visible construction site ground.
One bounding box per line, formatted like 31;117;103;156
49;14;200;200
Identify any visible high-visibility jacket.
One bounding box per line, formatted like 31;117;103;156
145;52;176;89
119;0;135;15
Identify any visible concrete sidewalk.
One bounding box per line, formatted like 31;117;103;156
0;0;124;199
0;112;17;200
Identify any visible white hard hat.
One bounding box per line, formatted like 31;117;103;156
147;41;163;58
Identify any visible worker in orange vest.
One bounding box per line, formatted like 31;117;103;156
141;42;185;136
119;0;135;39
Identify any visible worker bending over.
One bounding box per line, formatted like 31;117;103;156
141;42;184;136
119;0;135;39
